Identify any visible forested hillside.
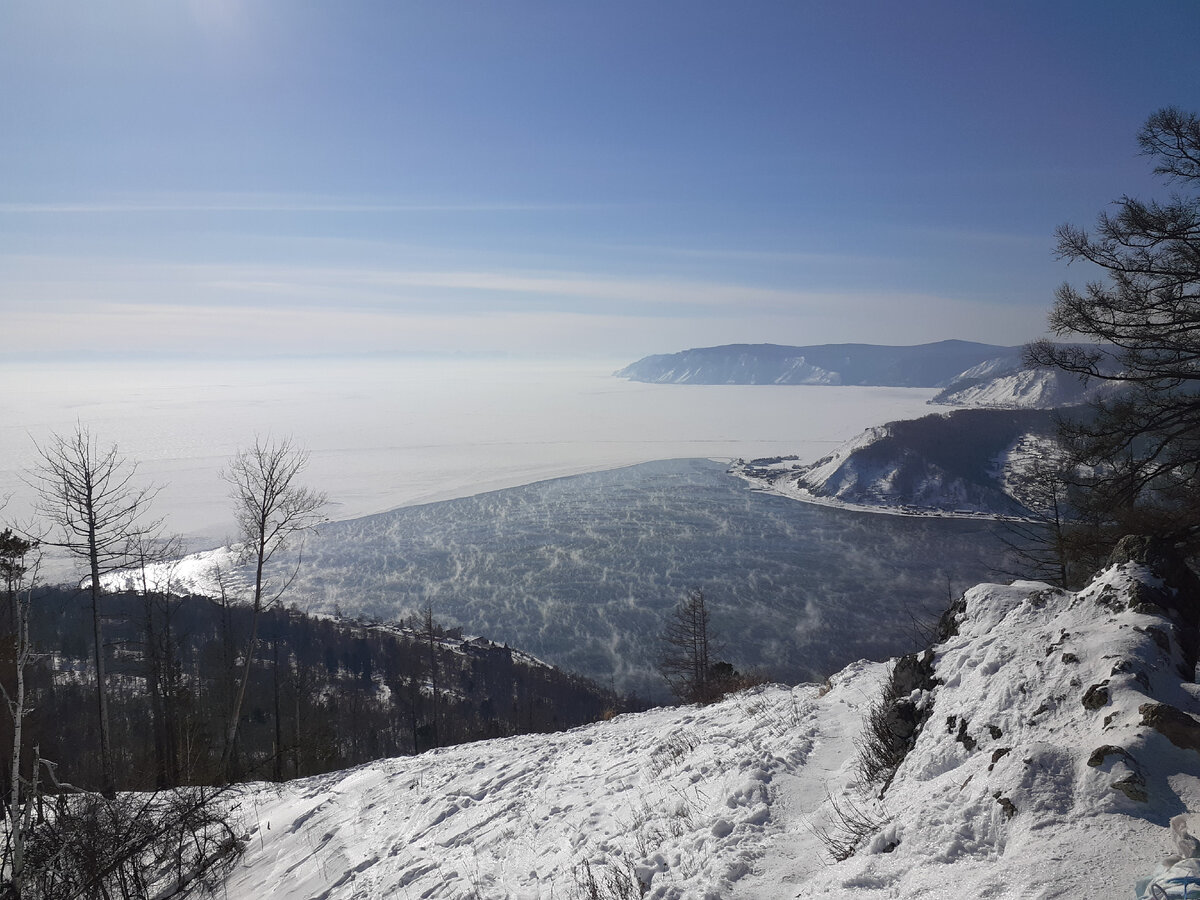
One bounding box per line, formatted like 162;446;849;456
0;586;625;793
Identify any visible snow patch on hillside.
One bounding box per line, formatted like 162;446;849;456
936;367;1075;408
932;349;1123;409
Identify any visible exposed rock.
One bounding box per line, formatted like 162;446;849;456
1107;535;1200;633
937;598;966;640
1087;745;1134;768
1094;586;1127;613
1082;682;1111;711
1171;815;1200;859
955;718;976;752
1112;772;1148;803
892;650;938;695
1110;659;1138;677
884;699;926;744
1140;702;1200;753
1142;625;1172;654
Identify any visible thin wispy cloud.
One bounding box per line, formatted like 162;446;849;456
2;255;804;309
0;198;624;215
1;249;1044;358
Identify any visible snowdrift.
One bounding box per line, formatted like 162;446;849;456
221;555;1200;898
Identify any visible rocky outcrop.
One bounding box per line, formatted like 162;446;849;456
1140;703;1200;754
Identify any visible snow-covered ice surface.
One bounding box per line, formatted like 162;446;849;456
224;562;1200;899
0;356;938;553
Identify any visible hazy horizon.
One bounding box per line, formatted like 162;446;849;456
1;356;941;561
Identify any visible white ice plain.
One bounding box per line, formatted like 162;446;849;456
0;356;938;550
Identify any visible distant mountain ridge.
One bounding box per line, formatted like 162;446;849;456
616;340;1017;387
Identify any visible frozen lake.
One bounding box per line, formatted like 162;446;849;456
274;458;1017;698
1;356;939;548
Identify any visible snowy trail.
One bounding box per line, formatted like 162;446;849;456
226;671;885;900
731;669;874;894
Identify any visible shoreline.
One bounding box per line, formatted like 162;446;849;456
728;465;1029;523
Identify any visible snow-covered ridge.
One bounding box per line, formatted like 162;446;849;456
614;341;1124;410
222;557;1200;898
735;408;1056;518
616;340;1015;387
931;345;1123;409
797;554;1200;897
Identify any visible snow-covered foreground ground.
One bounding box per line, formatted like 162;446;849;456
224;560;1200;898
225;668;884;900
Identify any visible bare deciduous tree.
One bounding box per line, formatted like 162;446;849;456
219;437;325;782
1;527;39;895
657;589;720;705
129;533;187;789
29;426;163;797
997;444;1090;588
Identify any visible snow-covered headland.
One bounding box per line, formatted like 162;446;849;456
731;408;1056;520
221;548;1200;898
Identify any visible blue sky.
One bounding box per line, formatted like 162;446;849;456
3;1;1199;359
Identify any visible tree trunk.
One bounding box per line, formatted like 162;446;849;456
272;630;283;782
88;522;115;798
220;534;267;782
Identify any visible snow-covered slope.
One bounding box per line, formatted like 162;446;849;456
794;555;1200;898
222;558;1200;898
223;669;885;900
736;408;1056;517
932;347;1123;408
933;367;1119;408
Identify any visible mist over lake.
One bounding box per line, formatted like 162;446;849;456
2;356;939;548
274;457;1016;698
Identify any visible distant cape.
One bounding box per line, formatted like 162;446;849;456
615;340;1018;387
